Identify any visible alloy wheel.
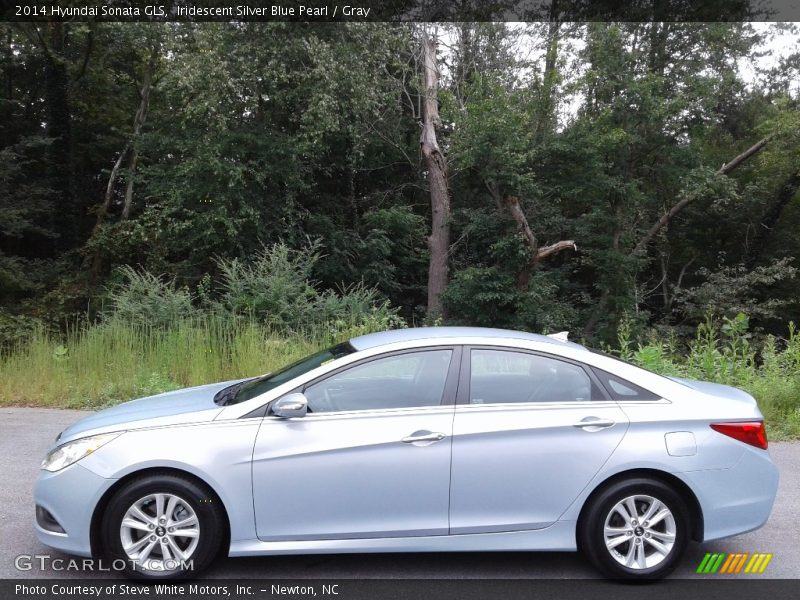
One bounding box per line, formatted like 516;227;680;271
603;494;677;570
119;493;200;571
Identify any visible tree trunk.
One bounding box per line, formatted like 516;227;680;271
496;192;575;289
420;29;451;318
745;171;800;267
122;43;158;220
121;147;139;220
534;6;561;142
95;141;131;229
503;196;578;291
42;22;76;251
89;42;158;281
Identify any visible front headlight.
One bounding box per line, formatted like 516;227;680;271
41;432;122;472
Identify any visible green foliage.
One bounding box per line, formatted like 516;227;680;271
214;242;320;325
673;258;797;322
441;267;519;328
213;241;403;330
105;266;197;329
2;21;800;388
357;206;428;302
0;310;43;352
442;267;580;333
614;313;800;439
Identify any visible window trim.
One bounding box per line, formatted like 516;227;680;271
262;345;462;417
456;345;611;406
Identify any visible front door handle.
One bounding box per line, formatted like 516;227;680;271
401;430;446;444
573;417;616;431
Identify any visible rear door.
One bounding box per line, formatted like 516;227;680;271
449;347;629;534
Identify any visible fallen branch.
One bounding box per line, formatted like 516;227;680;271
535;239;578;262
632;135;772;256
586;135;772;336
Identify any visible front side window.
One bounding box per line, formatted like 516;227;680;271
304;349;453;413
470;349;599;404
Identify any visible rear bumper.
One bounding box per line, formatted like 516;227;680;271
678;446;779;541
33;463;117;557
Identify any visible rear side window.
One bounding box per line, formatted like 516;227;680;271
469;349;603;404
592;367;661;401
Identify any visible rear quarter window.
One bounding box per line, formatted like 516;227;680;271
591;367;661;401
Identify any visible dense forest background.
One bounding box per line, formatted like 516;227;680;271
1;21;800;427
2;21;799;340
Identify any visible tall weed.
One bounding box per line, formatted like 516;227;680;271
616;312;800;440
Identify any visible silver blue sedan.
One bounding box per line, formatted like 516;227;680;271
34;327;778;580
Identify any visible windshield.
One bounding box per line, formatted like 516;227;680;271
214;342;356;406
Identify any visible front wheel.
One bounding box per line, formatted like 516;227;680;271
579;478;690;580
101;474;225;579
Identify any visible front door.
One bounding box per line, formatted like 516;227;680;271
251;347;458;541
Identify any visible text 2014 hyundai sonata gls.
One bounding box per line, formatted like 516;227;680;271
35;327;778;580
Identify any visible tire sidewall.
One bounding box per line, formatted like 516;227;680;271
101;475;223;580
581;478;690;580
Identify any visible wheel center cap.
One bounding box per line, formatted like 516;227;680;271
634;526;644;536
156;526;166;536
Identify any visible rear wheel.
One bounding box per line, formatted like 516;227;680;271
101;474;224;579
579;478;690;580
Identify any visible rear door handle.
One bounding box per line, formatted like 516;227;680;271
401;431;446;444
573;417;616;431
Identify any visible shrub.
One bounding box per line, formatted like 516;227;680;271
214;241;321;326
104;266;196;329
214;241;404;332
0;309;43;353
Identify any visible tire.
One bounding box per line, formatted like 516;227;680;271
101;473;225;579
579;477;690;580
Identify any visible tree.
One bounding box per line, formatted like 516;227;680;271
419;27;451;318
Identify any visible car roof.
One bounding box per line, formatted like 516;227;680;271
349;326;587;352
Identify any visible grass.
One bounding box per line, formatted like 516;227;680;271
0;317;354;409
1;313;798;440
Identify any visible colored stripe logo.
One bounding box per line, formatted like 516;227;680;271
697;552;773;574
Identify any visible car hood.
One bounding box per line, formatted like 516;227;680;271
57;380;244;444
667;376;757;406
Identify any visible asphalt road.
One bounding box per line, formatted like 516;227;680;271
1;407;796;580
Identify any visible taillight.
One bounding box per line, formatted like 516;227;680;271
710;421;768;449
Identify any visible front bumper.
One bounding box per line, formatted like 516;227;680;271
678;446;779;541
34;463;117;557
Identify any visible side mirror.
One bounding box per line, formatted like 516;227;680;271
272;393;308;418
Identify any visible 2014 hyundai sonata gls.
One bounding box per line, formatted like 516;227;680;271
35;327;778;580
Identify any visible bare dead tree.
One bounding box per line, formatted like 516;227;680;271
94;40;160;228
420;27;451;317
